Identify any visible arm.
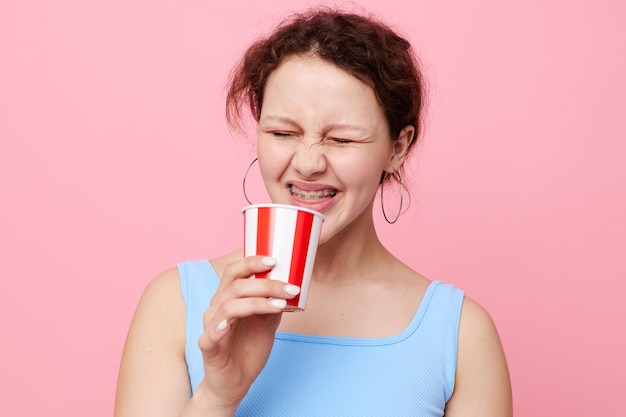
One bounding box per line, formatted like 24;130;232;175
444;297;513;417
114;267;196;417
114;257;300;417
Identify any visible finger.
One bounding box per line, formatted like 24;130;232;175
210;276;301;317
219;256;277;286
200;297;286;348
222;276;301;301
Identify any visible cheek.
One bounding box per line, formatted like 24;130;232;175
257;143;290;182
335;155;386;189
257;158;278;185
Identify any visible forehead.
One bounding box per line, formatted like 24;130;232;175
261;55;384;123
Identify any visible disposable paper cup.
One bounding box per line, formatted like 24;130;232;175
243;204;325;311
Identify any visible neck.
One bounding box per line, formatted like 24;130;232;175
312;203;393;283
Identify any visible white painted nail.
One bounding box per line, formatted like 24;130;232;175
269;298;287;309
261;257;277;266
285;284;301;296
216;319;227;331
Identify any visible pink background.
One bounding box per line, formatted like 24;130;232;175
1;0;624;415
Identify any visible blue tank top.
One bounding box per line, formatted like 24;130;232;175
178;260;464;417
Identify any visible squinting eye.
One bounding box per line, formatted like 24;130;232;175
330;138;352;144
272;132;293;138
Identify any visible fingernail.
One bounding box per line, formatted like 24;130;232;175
261;256;277;266
216;319;227;331
269;298;287;308
284;284;301;296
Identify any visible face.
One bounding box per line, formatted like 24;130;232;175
256;55;410;244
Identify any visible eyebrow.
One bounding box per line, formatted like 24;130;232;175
259;115;298;125
260;115;368;135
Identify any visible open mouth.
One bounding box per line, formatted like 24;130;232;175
288;184;337;199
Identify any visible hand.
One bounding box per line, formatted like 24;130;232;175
195;255;300;411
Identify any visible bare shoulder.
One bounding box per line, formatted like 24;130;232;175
444;296;513;416
133;267;186;336
119;266;187;362
455;297;509;375
458;296;502;340
142;266;184;302
114;267;189;416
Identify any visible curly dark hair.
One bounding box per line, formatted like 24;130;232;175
226;7;426;173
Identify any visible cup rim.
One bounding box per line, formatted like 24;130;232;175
242;203;325;220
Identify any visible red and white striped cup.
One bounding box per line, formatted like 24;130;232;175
243;204;325;311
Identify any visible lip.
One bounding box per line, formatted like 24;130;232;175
287;181;338;192
285;181;340;213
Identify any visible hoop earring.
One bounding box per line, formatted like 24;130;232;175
380;171;404;224
242;157;258;205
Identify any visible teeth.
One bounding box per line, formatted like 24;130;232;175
290;185;336;199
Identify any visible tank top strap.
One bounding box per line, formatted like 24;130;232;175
178;259;220;389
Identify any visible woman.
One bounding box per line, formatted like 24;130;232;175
114;8;512;417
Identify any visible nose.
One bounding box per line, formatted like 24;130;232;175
292;138;327;179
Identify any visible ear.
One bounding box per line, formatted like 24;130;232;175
385;125;415;172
